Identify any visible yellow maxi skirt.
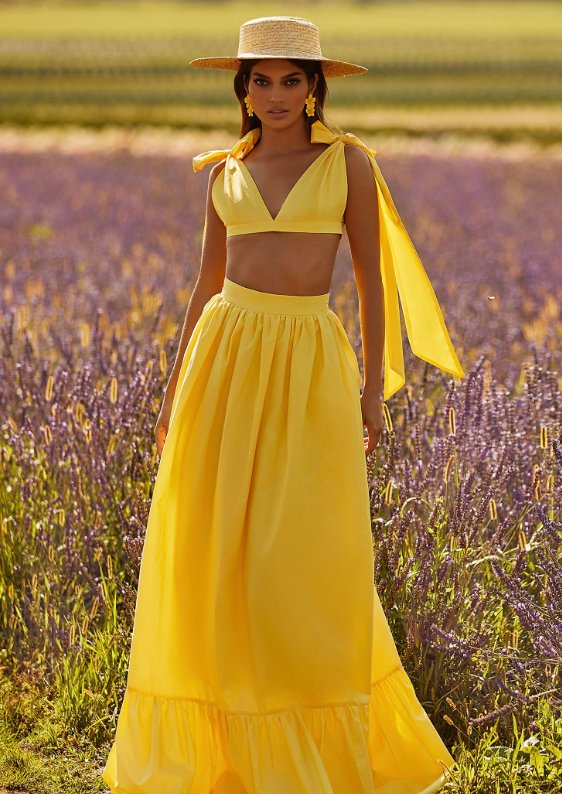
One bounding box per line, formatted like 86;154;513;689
102;277;455;794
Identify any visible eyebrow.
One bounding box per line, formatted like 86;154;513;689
252;71;303;79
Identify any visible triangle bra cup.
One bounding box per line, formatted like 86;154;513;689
212;124;349;238
230;143;345;235
192;121;466;401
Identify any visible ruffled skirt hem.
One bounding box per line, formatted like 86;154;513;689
102;665;455;794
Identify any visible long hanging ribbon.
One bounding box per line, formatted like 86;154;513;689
310;119;465;399
193;120;465;400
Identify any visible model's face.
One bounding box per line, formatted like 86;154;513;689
246;59;318;128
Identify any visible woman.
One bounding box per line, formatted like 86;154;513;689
103;16;464;794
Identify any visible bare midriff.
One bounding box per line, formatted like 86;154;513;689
225;231;342;296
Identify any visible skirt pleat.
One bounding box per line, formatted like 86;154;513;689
102;277;455;794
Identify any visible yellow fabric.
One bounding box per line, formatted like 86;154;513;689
193;120;465;400
199;125;346;237
102;278;456;794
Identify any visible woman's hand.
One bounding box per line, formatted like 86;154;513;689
360;387;384;456
155;397;173;458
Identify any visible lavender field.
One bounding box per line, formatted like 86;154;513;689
1;132;562;792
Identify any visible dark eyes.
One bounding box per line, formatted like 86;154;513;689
253;78;300;86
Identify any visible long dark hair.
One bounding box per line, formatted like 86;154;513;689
233;58;344;139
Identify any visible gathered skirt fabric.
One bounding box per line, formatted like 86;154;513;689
102;277;455;794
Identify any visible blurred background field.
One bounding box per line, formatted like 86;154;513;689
2;2;562;793
1;0;562;141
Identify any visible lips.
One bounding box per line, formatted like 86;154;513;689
268;109;288;115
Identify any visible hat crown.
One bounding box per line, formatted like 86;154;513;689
238;16;323;60
188;15;368;78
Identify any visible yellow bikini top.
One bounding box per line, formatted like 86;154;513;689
193;120;465;400
196;123;347;237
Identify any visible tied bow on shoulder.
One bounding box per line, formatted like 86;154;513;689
192;128;261;172
193;120;465;400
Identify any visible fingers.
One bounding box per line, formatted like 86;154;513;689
155;424;167;458
363;422;383;456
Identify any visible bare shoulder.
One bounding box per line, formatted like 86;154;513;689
209;159;227;184
343;143;376;212
342;140;378;233
343;142;372;178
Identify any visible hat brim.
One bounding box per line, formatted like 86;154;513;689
189;55;367;78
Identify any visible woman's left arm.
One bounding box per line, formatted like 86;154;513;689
343;144;384;455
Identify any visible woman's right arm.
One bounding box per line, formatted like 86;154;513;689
155;160;227;456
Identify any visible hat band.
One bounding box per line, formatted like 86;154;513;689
237;48;324;60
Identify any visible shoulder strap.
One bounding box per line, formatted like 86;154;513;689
192;127;262;173
311;121;465;400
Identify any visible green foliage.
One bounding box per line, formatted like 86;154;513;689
53;588;130;746
446;705;562;792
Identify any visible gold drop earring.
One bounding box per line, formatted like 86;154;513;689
244;94;254;117
304;92;316;117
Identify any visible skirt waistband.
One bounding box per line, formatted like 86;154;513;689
221;277;330;316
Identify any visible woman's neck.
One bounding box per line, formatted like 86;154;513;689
256;118;311;155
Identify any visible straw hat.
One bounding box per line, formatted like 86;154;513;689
189;16;368;78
